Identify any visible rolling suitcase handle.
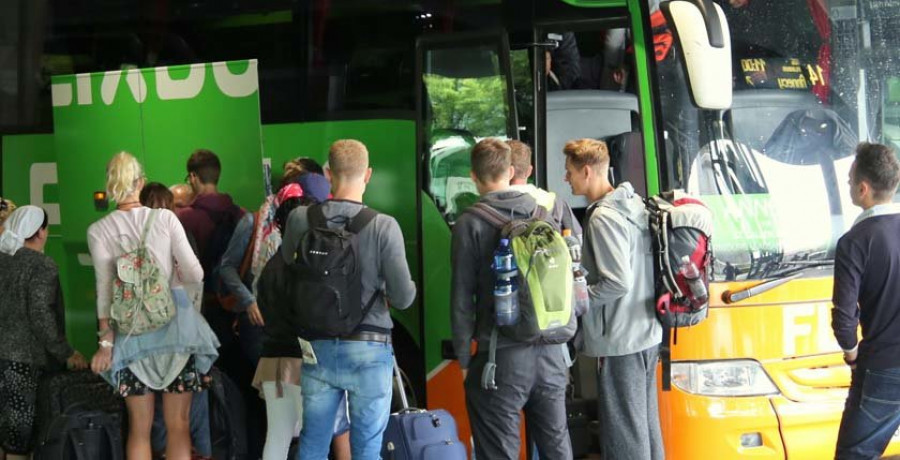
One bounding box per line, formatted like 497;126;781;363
392;354;410;411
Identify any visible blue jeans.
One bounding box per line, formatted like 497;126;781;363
298;340;393;460
151;390;212;456
836;367;900;459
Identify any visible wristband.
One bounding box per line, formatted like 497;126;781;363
98;340;114;349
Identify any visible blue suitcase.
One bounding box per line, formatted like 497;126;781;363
381;358;467;460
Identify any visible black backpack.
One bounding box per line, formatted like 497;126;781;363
208;367;248;460
289;204;380;338
33;406;124;460
33;371;125;460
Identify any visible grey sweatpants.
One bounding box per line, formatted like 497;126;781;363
597;345;664;460
465;343;573;460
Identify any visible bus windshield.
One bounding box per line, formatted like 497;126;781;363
659;0;900;282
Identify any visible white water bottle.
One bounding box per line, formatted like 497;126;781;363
563;229;590;316
680;255;708;306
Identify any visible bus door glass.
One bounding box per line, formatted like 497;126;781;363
417;33;517;225
535;18;645;212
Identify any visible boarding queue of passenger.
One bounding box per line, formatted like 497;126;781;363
1;140;899;460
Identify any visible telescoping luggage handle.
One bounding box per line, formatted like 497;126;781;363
392;354;427;415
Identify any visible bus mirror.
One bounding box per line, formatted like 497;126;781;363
661;0;733;110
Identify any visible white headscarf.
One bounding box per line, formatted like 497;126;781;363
0;205;46;255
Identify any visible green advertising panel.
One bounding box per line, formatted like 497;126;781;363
261;121;421;343
47;60;264;354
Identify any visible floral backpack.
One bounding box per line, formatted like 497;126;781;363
110;209;176;336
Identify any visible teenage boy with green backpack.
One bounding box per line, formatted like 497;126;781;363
451;138;575;460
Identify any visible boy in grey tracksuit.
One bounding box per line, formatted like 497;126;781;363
451;139;574;460
563;138;664;460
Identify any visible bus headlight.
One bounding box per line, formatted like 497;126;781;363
671;360;779;396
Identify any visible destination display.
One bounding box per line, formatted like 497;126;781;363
739;57;827;91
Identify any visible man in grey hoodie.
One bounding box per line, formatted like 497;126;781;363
563;138;663;460
451;138;573;460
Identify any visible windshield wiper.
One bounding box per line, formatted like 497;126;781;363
722;260;834;304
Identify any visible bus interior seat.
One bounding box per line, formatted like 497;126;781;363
729;90;821;152
605;132;647;197
546;90;640;209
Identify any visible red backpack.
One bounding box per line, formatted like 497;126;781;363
646;190;713;390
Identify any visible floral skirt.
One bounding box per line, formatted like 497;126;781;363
115;356;210;397
0;359;41;454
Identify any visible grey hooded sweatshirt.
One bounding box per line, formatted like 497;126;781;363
451;190;560;370
581;182;662;358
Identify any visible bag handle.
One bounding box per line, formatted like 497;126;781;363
139;209;159;248
392;354;409;410
239;211;261;279
467;203;511;229
307;203;328;229
346;207;378;234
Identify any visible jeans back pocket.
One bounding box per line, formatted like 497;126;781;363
860;369;900;424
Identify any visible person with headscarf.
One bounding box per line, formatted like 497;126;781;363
0;205;87;460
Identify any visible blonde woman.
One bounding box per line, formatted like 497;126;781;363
87;152;219;460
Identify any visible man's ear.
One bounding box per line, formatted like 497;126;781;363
860;180;871;200
507;165;516;182
526;165;534;180
364;168;373;184
470;170;480;185
325;167;332;183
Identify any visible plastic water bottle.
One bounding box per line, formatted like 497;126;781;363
563;229;590;317
493;239;519;326
680;255;708;306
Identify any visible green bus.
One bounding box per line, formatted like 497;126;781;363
3;0;900;457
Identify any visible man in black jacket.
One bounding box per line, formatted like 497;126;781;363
833;142;900;459
451;138;572;459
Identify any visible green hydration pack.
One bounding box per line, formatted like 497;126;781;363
468;203;577;344
110;209;176;336
468;202;577;390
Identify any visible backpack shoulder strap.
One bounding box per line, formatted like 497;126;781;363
140;209;159;247
346;207;378;234
238;212;260;278
466;203;510;229
306;203;328;229
531;203;551;223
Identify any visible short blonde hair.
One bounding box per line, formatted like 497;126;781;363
328;140;369;181
106;152;144;203
471;138;511;183
563;138;609;170
507;140;532;181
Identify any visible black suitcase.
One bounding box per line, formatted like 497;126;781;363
33;371;125;460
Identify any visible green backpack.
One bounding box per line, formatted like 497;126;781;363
468;203;576;344
110;209;176;336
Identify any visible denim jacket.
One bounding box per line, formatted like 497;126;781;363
104;287;220;387
219;213;256;312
